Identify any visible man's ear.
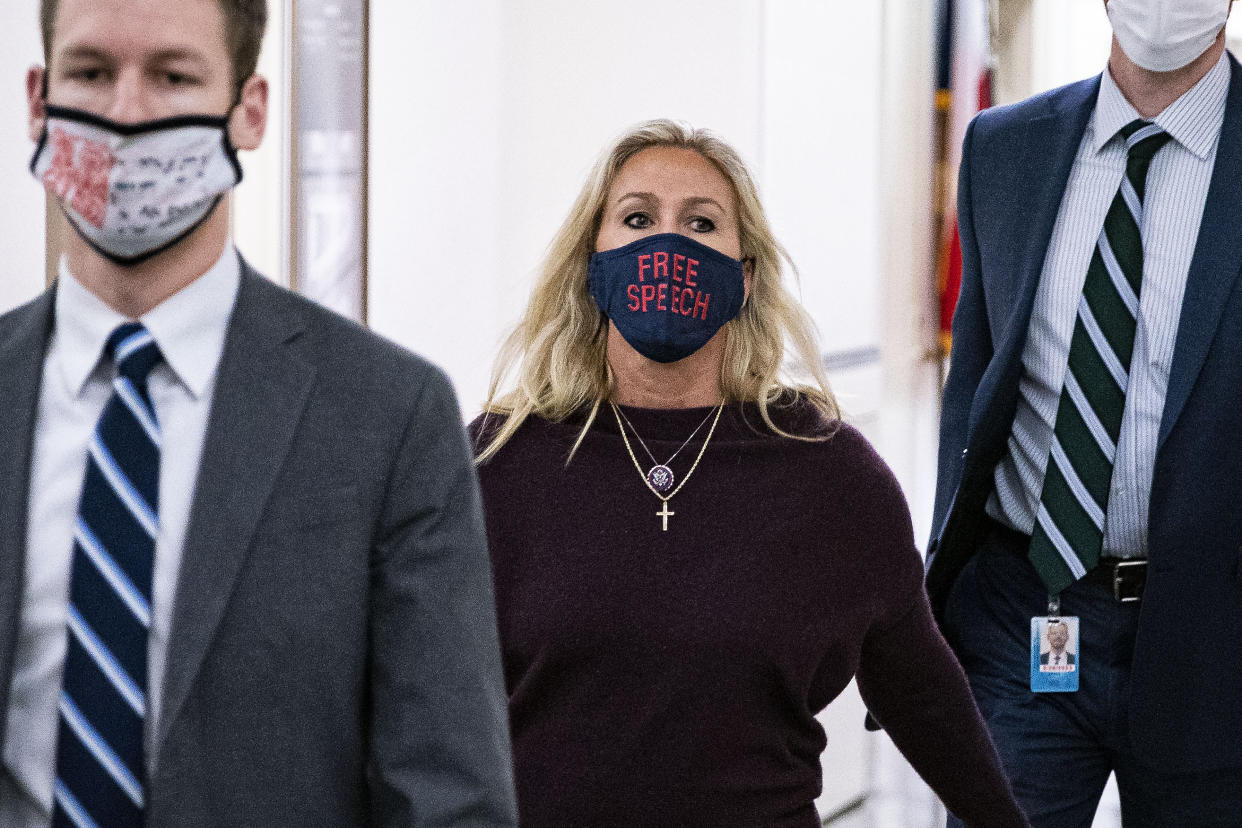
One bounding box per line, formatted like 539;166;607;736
27;65;47;143
228;74;269;151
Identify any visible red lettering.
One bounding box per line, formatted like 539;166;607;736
685;258;699;288
43;128;78;199
681;288;695;316
669;285;682;315
627;283;640;311
42;128;114;228
641;283;656;312
637;254;652;282
73;142;113;227
657;282;667;311
693;291;710;320
654;251;669;279
672;254;685;283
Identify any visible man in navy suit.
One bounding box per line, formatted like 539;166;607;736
929;0;1242;824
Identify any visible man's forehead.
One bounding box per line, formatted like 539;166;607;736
50;0;228;62
58;44;213;65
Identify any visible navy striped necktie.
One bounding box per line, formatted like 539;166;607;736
53;323;162;828
1028;120;1172;595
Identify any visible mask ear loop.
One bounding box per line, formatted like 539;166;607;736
28;69;53;177
740;256;756;307
219;75;253;186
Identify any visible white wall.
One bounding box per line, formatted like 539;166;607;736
368;0;505;413
1029;0;1111;92
760;1;884;361
0;1;49;309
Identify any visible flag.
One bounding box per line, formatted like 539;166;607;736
935;0;993;358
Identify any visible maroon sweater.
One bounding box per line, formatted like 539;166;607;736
472;401;1027;828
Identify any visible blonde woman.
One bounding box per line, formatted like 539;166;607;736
471;120;1028;828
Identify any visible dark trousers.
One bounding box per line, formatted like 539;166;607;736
942;521;1242;828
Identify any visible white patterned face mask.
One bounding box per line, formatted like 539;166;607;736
30;106;243;265
1107;0;1230;73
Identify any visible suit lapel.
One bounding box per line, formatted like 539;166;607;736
970;78;1100;458
0;291;55;736
156;263;316;752
933;79;1100;551
1157;56;1242;450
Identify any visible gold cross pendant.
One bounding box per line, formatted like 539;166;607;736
657;501;674;531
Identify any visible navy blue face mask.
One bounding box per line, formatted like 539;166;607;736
588;232;747;364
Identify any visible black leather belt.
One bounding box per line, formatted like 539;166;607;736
981;517;1148;602
978;518;1142;603
1082;558;1147;602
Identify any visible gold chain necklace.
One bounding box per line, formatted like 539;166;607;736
610;400;725;532
613;402;718;493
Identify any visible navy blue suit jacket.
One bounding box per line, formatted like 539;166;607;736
927;54;1242;772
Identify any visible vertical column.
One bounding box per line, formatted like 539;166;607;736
992;0;1035;106
232;0;292;286
292;0;368;322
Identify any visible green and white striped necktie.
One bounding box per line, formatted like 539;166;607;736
1028;119;1172;596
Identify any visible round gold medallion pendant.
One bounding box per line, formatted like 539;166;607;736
647;465;675;493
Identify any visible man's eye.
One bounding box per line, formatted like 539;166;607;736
165;72;197;86
624;212;653;229
689;217;716;232
68;68;107;83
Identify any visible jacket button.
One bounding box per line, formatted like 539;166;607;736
961;448;969;458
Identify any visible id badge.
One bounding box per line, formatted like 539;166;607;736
1030;615;1079;693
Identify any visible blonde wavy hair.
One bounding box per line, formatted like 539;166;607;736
477;118;839;463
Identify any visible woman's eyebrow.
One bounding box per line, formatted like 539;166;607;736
614;191;658;205
681;196;726;212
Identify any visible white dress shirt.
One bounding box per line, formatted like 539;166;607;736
987;52;1229;559
0;245;239;826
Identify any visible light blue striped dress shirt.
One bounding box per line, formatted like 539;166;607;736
986;52;1229;559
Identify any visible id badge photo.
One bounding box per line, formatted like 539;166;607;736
1030;615;1079;693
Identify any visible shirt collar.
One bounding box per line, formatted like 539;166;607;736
55;241;241;399
1092;50;1230;160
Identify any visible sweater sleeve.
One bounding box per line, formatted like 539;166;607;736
857;587;1029;828
836;428;1028;828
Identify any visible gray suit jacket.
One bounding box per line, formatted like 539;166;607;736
0;259;518;826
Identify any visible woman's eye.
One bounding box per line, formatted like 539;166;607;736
688;217;717;233
624;212;653;229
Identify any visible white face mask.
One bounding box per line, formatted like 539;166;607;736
1107;0;1230;73
30;106;243;265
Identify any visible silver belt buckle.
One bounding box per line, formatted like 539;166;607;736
1112;559;1146;603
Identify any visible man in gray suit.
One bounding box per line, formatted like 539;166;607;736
0;0;518;825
